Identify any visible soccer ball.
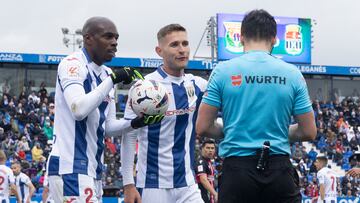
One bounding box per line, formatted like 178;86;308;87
129;79;169;116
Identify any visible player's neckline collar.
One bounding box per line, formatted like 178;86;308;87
244;50;270;54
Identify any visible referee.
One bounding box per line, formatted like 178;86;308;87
196;9;316;203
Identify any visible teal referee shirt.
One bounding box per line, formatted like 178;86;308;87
202;51;312;157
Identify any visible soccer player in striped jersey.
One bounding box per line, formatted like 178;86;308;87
11;162;35;203
0;150;21;203
48;16;144;202
122;24;206;203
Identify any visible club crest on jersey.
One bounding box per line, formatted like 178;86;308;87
186;86;195;98
67;66;80;77
231;74;242;86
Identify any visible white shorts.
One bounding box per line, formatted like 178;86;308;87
139;184;204;203
49;174;99;203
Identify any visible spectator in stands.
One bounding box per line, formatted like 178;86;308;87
105;176;114;186
293;146;304;163
17;150;30;170
297;159;308;176
38;82;48;102
42;117;53;141
105;137;116;154
308;148;318;162
28;91;40;106
334;139;344;164
31;142;45;163
1;94;9;109
17;136;31;153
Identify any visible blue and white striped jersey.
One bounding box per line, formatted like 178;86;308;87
124;67;207;188
14;172;31;202
53;49;115;179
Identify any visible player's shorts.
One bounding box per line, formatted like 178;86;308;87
49;174;99;203
138;184;204;203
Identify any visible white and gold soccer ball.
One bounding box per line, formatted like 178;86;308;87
129;79;169;116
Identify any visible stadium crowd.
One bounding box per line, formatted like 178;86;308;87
0;82;359;199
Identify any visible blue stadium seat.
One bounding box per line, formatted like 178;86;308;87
5;160;11;167
37;187;44;194
342;163;351;171
26;153;32;161
307;174;313;182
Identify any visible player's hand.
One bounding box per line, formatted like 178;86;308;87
346;168;360;177
111;67;144;84
131;114;164;129
124;184;142;203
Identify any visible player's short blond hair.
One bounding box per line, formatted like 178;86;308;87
157;24;186;41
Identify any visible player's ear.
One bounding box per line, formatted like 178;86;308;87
155;46;162;57
83;34;92;46
270;37;276;47
240;35;245;46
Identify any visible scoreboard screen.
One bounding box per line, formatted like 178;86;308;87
217;13;312;64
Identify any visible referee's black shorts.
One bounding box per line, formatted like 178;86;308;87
219;155;301;203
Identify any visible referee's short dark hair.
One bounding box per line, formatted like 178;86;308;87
201;139;216;149
241;9;277;43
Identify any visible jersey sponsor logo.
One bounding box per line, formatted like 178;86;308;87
165;106;196;116
231;74;242;86
67;66;80;77
244;75;286;85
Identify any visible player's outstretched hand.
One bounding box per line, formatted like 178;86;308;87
111;67;144;84
131;114;164;129
124;184;142;203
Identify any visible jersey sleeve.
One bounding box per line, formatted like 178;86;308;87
292;70;312;115
57;57;88;91
195;159;207;176
201;65;223;108
22;174;32;185
194;76;208;93
8;169;15;184
317;171;325;185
